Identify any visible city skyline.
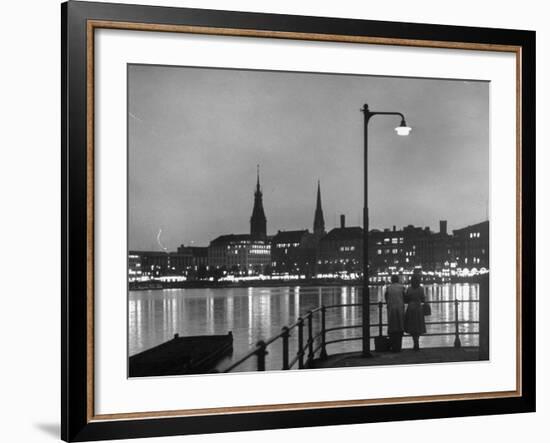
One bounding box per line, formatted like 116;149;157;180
131;169;487;253
129;65;489;251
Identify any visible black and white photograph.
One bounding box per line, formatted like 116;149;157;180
0;0;543;440
127;65;490;377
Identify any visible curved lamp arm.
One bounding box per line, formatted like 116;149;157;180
361;104;411;136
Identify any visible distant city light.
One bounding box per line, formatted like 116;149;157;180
128;169;488;287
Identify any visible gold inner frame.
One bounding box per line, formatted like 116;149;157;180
85;19;523;422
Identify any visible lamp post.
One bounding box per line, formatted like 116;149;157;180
361;103;411;358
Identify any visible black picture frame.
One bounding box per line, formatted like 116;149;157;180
62;1;536;441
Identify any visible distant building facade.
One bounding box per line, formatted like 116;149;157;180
451;221;489;269
319;215;363;274
366;219;488;281
369;226;406;271
208;234;271;274
271;230;313;276
128;253;143;280
369;220;452;273
128;250;195;280
174;245;209;279
176;245;208;267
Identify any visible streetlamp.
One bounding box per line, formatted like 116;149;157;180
361;103;411;358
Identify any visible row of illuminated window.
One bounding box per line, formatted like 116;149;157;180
382;237;404;244
377;248;403;255
275;242;300;248
319;259;360;265
464;257;483;264
226;245;270;251
227;244;249;250
469;232;481;239
339;246;356;252
250;249;270;255
227;249;270;255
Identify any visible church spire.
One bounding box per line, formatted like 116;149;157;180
313;180;325;236
250;165;267;239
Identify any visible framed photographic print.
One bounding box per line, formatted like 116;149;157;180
61;1;535;441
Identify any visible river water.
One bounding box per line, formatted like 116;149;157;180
129;283;479;373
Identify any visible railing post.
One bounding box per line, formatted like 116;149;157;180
297;317;304;369
307;311;314;365
320;306;328;360
378;301;383;336
281;326;290;370
256;340;268;371
454;297;462;348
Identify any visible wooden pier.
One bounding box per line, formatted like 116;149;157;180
129;332;233;377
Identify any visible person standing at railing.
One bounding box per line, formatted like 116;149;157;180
385;274;406;352
405;274;426;351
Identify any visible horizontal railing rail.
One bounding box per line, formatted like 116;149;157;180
223;297;480;373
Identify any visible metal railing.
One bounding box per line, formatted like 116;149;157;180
223;297;479;373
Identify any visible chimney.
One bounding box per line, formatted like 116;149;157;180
439;220;447;235
393;225;396;232
340;214;346;229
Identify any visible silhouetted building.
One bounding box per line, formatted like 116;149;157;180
270;182;327;276
430;220;453;271
452;221;489;269
367;219;490;280
174;245;209;279
313;181;326;236
271;230;314;275
250;165;267;239
207;168;271;275
176;245;208;266
319;215;363;274
369;226;406;271
369;220;452;273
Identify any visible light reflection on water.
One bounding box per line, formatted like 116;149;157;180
128;283;479;373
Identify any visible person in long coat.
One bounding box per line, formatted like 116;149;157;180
405;274;426;351
385;274;405;352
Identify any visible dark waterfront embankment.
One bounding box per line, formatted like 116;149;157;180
129;275;487;291
130;278;355;291
310;347;481;369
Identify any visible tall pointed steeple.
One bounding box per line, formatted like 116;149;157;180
313;180;325;236
250;165;267;239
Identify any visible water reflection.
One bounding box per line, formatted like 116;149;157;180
129;283;480;372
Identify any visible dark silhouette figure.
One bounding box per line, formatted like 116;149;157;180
405;274;426;351
385;274;405;352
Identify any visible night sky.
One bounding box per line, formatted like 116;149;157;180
128;64;489;251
